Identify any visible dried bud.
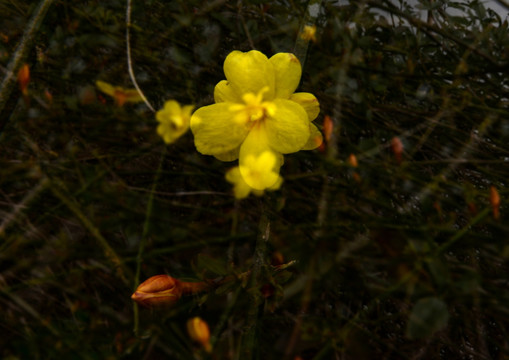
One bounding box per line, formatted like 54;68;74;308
490;186;500;220
391;137;403;164
348;154;361;182
348;153;358;168
261;283;275;298
187;317;212;353
18;63;30;95
271;251;284;267
131;275;182;308
323;115;333;143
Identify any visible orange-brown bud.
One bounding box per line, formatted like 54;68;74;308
44;89;53;105
348;153;358;168
323;115;333;143
490;186;500;220
187;317;212;353
18;63;30;95
261;283;275;298
391;136;403;164
131;275;182;308
271;251;284;267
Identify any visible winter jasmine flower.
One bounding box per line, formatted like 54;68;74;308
190;50;321;191
156;100;194;144
225;151;283;199
95;80;143;106
300;25;317;42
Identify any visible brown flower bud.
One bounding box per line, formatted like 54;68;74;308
490;186;500;220
131;275;182;308
323;115;333;143
187;317;212;353
18;64;30;95
391;136;404;164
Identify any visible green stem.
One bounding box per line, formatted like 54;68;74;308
293;0;323;67
239;200;270;360
133;146;166;336
435;207;490;255
49;177;128;284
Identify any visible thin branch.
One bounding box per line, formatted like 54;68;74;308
132;147;166;336
0;177;49;238
126;0;155;113
0;0;54;131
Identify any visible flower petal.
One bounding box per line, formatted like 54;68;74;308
190;103;250;156
290;92;320;121
240;151;281;190
214;80;241;103
156;100;193;144
96;80;115;96
301;123;323;150
214;146;240;161
223;50;275;100
269;53;302;99
225;167;252;199
265;99;310;154
239;126;282;190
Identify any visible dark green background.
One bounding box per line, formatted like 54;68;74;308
1;0;508;359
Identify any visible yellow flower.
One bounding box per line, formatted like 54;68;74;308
190;50;321;190
226;151;283;199
95;80;144;106
156;100;194;144
300;25;317;42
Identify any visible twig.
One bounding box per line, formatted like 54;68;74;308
126;0;155;113
237;0;255;50
0;0;54;131
0;177;49;238
133;147;166;336
293;0;323;67
49;177;129;285
240;200;270;360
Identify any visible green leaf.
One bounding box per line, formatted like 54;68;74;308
406;297;449;340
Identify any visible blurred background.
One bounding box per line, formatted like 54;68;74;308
1;0;508;359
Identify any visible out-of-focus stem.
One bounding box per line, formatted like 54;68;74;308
0;177;49;239
240;200;270;360
0;0;54;132
293;0;323;67
133;147;166;335
49;177;128;284
126;0;155;112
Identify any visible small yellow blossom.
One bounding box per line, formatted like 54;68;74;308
300;25;317;42
156;100;194;144
191;50;321;191
226;151;283;199
95;80;144;106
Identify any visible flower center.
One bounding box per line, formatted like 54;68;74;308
230;87;276;124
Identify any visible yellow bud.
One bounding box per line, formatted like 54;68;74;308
300;25;317;42
187;317;212;353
